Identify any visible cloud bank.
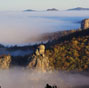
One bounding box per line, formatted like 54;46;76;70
0;11;89;45
0;69;89;88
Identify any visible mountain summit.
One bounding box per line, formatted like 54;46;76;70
47;8;59;11
24;9;36;12
68;7;89;11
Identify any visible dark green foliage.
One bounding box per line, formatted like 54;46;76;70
11;55;30;67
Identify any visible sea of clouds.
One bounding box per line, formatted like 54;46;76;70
0;69;89;88
0;11;89;45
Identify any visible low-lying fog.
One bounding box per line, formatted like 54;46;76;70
0;11;89;45
0;69;89;88
0;48;33;56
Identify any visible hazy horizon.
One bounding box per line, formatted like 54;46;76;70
0;0;89;11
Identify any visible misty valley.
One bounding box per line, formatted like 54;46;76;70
0;10;89;88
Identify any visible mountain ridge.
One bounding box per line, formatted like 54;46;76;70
68;7;89;11
0;28;89;71
45;28;89;71
24;9;36;12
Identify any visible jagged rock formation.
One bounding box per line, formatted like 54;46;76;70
0;55;11;69
81;19;89;29
27;45;50;72
35;45;45;57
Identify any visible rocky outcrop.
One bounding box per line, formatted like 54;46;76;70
0;55;11;69
81;19;89;29
35;45;45;57
27;45;50;72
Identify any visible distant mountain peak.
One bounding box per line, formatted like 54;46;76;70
24;9;36;12
68;7;89;11
47;8;59;11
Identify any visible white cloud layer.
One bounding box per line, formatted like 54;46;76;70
0;11;89;45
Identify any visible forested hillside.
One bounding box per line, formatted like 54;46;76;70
46;29;89;71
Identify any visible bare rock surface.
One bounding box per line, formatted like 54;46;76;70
81;19;89;29
27;45;50;72
0;55;11;69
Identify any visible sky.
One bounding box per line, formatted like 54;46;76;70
0;0;89;11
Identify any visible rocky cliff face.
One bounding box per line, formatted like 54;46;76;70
27;45;50;72
0;55;11;69
81;19;89;29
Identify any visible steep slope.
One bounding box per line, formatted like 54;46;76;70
45;29;89;71
0;28;89;72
